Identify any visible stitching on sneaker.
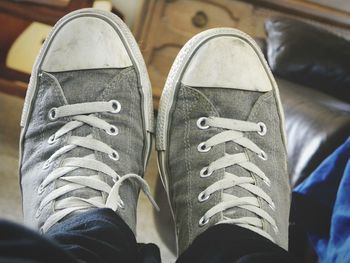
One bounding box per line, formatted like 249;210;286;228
183;87;193;244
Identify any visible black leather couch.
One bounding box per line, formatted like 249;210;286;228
153;17;350;263
267;17;350;263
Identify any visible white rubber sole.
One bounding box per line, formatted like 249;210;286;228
19;8;154;175
155;27;287;254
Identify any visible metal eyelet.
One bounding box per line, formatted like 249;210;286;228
200;166;213;178
43;160;50;169
198;192;210;202
48;108;58;121
107;125;119;136
110;100;121;113
35;206;43;218
118;199;125;210
35;210;40;218
264;179;271;187
48;134;58;145
37;184;45;195
109;150;119;161
199;216;210;227
197;142;211;153
273;225;279;233
197;117;209;129
258;150;268;161
257;122;267;136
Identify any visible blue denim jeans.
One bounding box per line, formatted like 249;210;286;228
0;208;296;263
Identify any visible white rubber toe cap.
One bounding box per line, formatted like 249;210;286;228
182;36;272;92
41;16;132;72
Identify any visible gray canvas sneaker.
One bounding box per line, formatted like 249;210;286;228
156;28;291;255
19;8;156;234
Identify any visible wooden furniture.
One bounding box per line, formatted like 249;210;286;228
0;0;123;97
134;0;350;109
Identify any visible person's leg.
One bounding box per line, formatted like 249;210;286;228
17;8;158;263
0;209;160;263
177;224;296;263
46;208;141;262
156;28;295;262
0;219;77;263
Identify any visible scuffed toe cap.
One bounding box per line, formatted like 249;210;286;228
41;16;132;72
182;36;272;92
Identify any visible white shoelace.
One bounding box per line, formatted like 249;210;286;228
38;100;158;232
196;116;278;242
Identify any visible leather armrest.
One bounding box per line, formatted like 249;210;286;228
277;77;350;187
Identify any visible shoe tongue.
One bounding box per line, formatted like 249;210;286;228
193;87;262;221
52;68;124;104
49;69;124;208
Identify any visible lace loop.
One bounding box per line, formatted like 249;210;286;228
198;191;210;202
110;100;121;113
48;107;58;120
197;117;209;129
197;142;211;153
199;216;210;226
257;122;267;136
48;134;58;145
109;150;120;161
200;166;213;178
107;125;119;136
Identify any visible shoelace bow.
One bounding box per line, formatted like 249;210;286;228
196;116;278;242
38;100;158;232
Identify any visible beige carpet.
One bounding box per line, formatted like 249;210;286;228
0;92;175;262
